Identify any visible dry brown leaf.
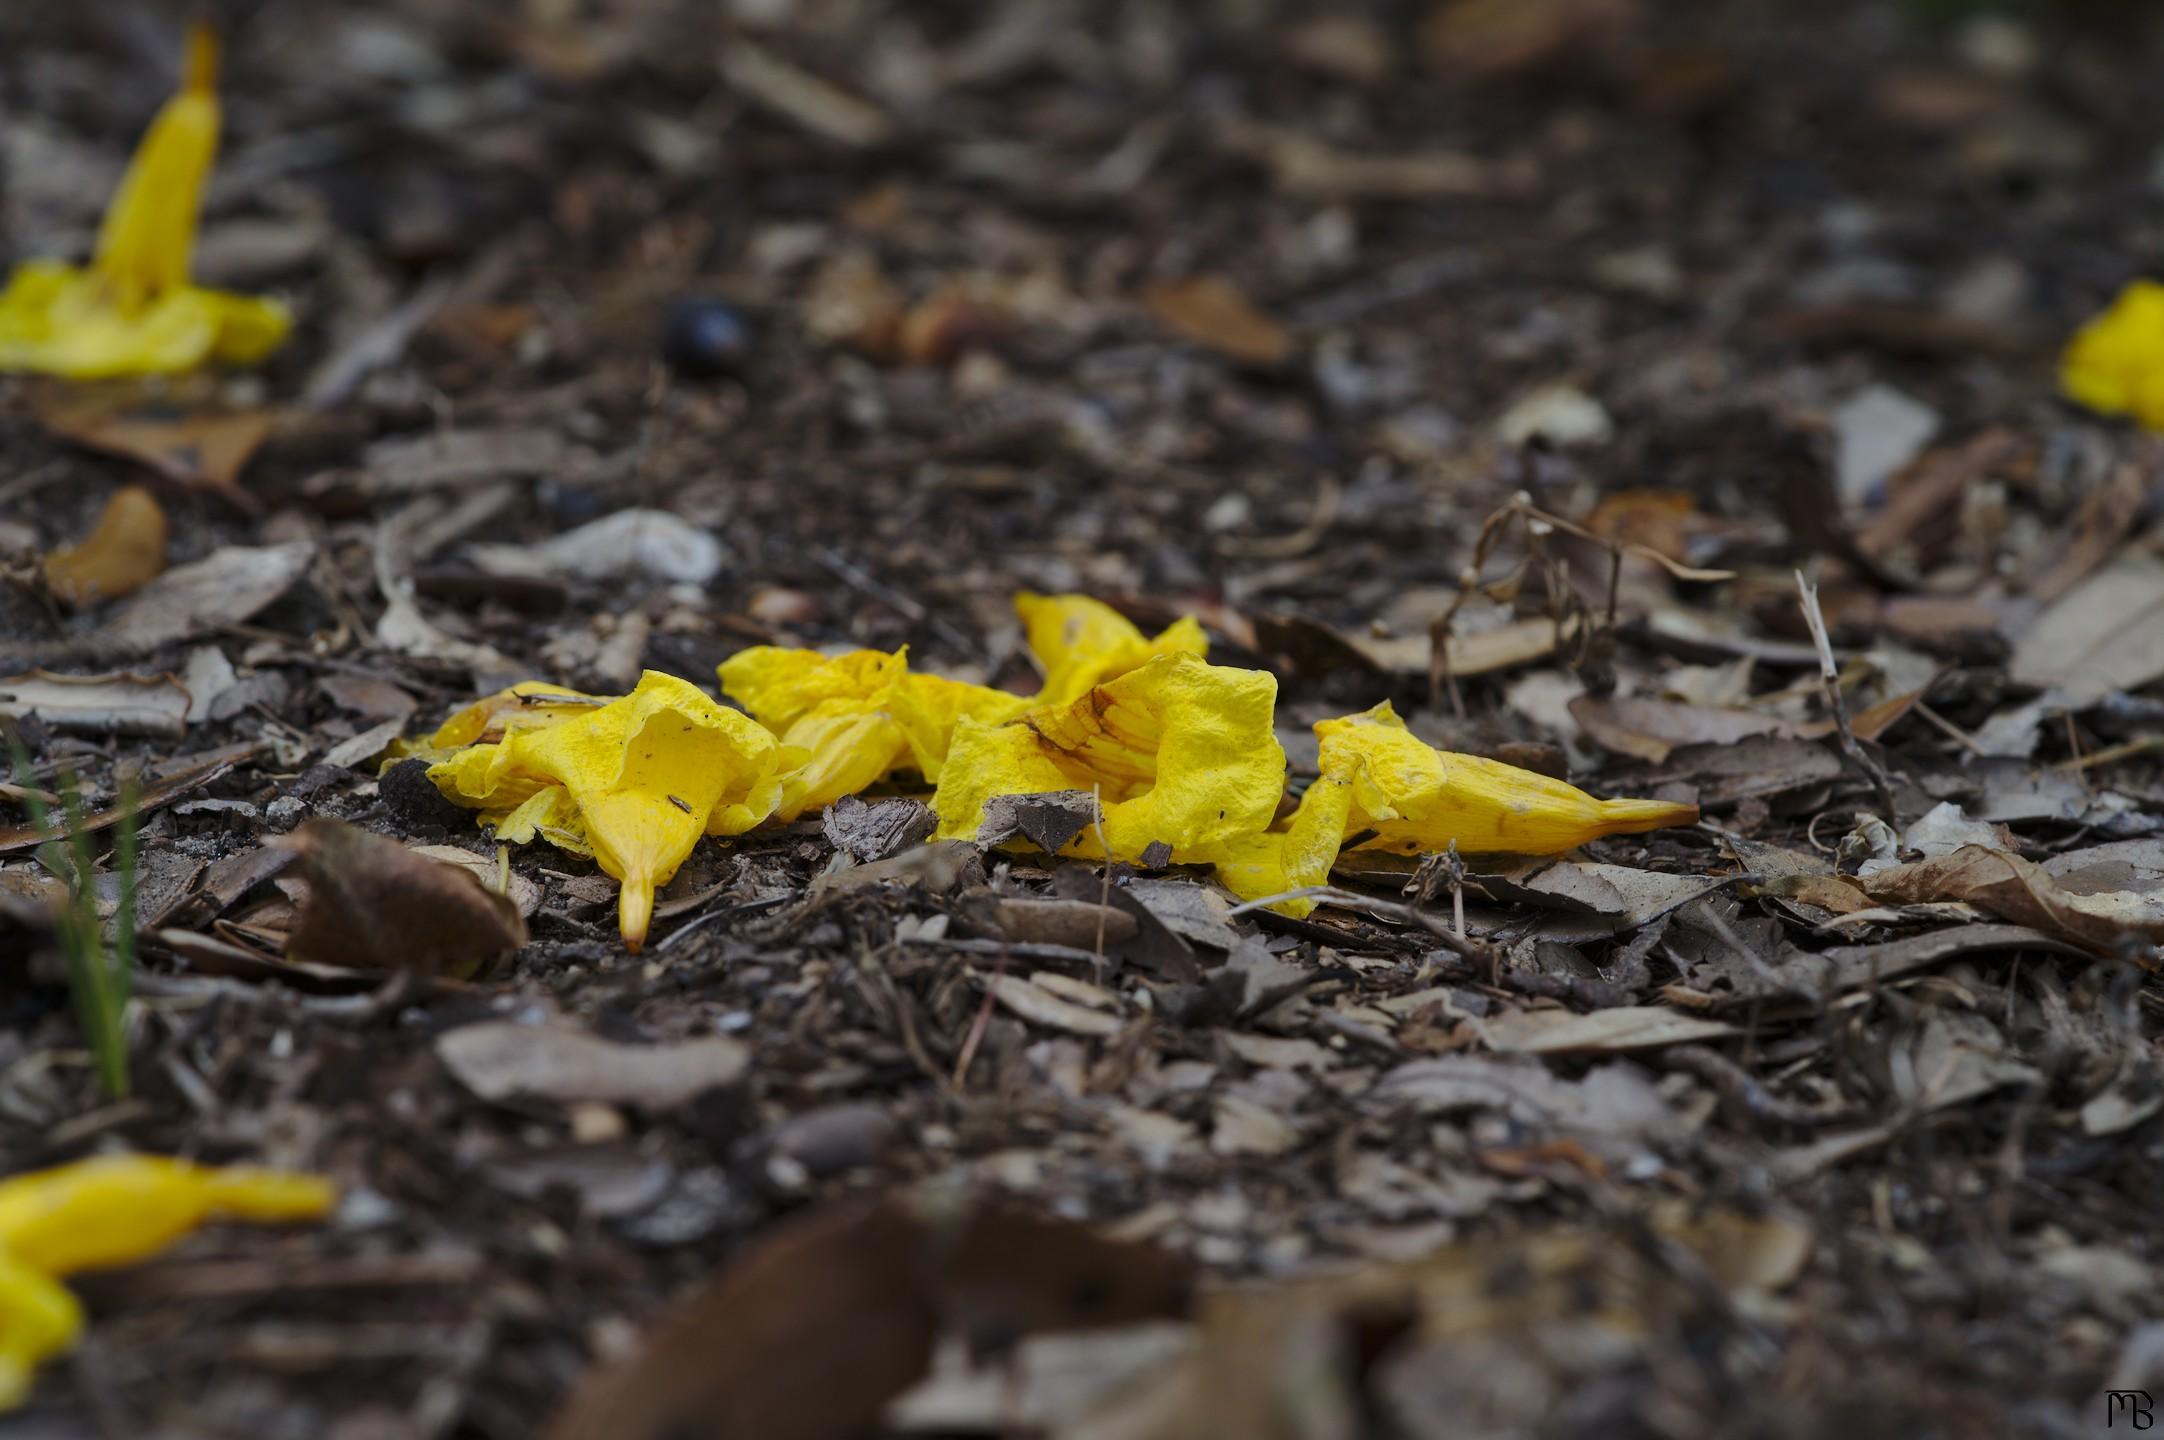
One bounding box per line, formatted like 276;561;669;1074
546;1194;1192;1440
0;669;191;738
437;1021;748;1110
37;402;273;510
360;427;566;494
2010;557;2164;703
987;973;1124;1037
1060;1203;1803;1440
275;818;527;978
1860;846;2164;963
1145;276;1293;368
409;845;543;917
2027;457;2151;605
94;541;315;654
42;486;168;606
1569;695;1784;763
1478;1005;1741;1055
1225;122;1490;201
720;41;894;147
1422;0;1640;75
803;248;904;355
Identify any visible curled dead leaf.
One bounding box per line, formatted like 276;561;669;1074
0;669;190;738
436;1021;748;1110
1860;844;2164;965
1145;276;1293;368
42;486;168;606
36;400;272;510
274;817;526;979
545;1192;1192;1440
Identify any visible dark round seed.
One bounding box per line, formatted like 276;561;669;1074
660;297;754;379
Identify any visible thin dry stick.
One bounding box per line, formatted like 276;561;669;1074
950;945;1007;1089
1090;783;1111;980
1911;700;1985;756
1794;570;1896;821
2059;734;2164;774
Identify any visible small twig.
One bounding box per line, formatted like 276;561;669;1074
1663;1044;1856;1132
2058;734;2164;774
950;945;1008;1089
1911;700;1985;756
1090;784;1111;983
1794;570;1896;821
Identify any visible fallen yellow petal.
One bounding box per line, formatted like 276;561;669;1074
1209;703;1698;916
0;1253;79;1412
0;26;292;378
2061;279;2164;431
431;671;784;950
1202;771;1355;919
1016;592;1208;707
41;485;168;606
934;651;1284;862
0;1153;334;1412
719;645;1027;818
1320;702;1699;856
429;680;610;749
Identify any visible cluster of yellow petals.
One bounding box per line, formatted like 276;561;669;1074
427;672;786;950
717;645;1028;819
931;651;1285;863
0;26;292;379
0;1156;334;1409
2060;279;2164;431
418;592;1697;947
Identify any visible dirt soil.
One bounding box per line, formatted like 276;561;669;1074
5;1;2164;1437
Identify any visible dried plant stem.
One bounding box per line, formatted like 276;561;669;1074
1794;570;1896;821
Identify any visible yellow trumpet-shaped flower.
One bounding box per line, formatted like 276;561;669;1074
1016;592;1208;707
2061;280;2164;431
429;672;785;950
1210;702;1701;916
0;26;292;379
933;651;1285;862
718;645;1029;819
0;1155;334;1410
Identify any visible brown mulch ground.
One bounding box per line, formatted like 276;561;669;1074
5;2;2164;1437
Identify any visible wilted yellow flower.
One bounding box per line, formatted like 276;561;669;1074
430;671;785;950
719;645;1029;818
0;1155;333;1410
933;651;1284;861
1210;701;1701;915
2061;279;2164;431
1017;591;1208;706
428;680;607;749
0;26;292;379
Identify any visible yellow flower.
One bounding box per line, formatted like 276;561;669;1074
430;672;785;950
428;681;608;749
1016;592;1208;706
1210;702;1701;915
0;1155;333;1410
933;651;1285;861
2061;279;2164;431
0;26;292;379
718;645;1028;819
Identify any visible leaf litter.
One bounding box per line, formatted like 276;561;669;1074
6;2;2164;1436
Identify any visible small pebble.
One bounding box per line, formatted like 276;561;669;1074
767;1101;899;1178
263;796;308;832
661;297;755;379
